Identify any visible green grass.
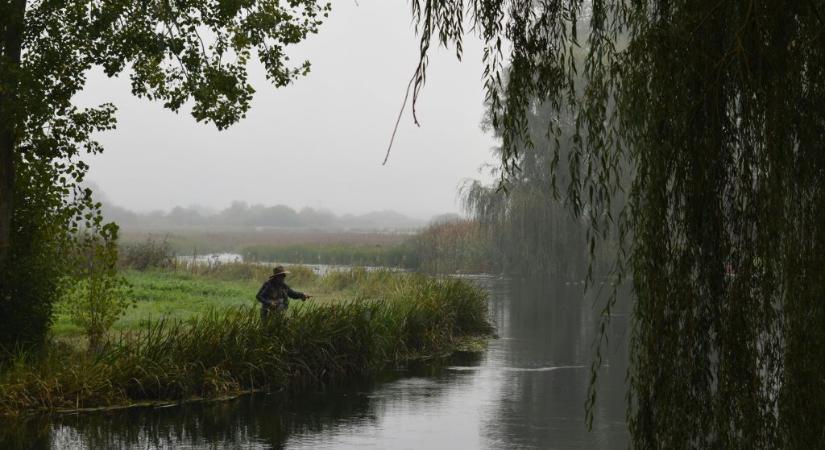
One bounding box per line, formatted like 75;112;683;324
3;266;494;416
52;266;328;339
115;271;260;329
52;271;261;337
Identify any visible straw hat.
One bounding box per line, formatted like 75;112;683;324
271;265;290;277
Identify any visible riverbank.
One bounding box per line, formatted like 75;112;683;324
0;268;493;417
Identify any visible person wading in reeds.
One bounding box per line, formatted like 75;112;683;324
256;265;312;320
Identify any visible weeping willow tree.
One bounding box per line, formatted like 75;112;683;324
461;101;594;278
406;0;825;447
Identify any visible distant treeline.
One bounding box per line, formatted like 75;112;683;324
103;200;430;231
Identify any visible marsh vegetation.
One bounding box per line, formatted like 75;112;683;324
1;264;492;417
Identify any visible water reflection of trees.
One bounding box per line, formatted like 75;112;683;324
4;392;374;450
483;277;630;449
1;354;482;450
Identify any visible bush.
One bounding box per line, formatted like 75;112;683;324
61;224;134;351
282;264;317;286
320;266;369;291
0;195;71;352
120;238;174;270
407;219;494;274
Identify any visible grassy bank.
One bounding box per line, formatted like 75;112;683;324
52;264;315;338
0;268;493;416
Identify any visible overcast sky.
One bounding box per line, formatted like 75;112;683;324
75;0;497;220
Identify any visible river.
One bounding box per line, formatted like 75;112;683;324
2;276;630;449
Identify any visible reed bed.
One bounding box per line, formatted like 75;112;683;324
173;259;318;285
241;243;417;268
0;272;492;416
120;229;410;256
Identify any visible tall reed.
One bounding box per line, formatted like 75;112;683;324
242;243;416;268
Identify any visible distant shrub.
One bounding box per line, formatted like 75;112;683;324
321;267;370;292
282;264;317;285
317;268;418;300
407;219;494;274
120;238;174;270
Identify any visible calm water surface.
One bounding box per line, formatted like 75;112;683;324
4;277;630;449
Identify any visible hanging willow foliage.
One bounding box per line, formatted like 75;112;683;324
459;101;597;278
408;0;825;447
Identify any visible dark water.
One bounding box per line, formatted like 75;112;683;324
2;277;630;449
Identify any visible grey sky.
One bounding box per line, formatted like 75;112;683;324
76;0;497;220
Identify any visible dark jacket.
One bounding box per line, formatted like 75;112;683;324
256;277;306;311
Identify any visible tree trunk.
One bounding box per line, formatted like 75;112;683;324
0;113;15;272
0;0;27;271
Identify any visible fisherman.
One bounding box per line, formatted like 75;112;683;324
256;265;312;320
